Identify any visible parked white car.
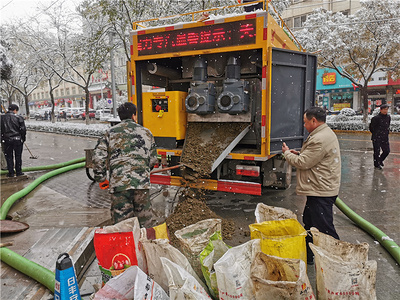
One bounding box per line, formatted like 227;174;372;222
65;108;74;118
95;109;112;121
71;108;85;118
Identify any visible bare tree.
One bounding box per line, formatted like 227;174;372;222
3;24;43;118
37;3;111;124
39;66;64;123
1;79;17;107
6;20;65;122
6;69;43;118
0;36;13;81
295;0;400;123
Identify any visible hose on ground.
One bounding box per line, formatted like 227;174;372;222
0;157;85;175
0;162;85;220
1;161;399;294
335;197;400;265
0;247;55;293
0;161;86;294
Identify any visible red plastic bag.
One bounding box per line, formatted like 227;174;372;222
94;231;138;284
94;218;145;285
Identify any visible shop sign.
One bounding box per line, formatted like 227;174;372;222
323;72;336;85
333;103;350;111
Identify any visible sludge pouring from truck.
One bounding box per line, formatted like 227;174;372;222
128;1;317;196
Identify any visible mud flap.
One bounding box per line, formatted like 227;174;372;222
261;155;292;189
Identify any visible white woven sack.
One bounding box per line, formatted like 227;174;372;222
161;257;212;300
310;227;369;262
255;203;297;223
250;252;315;300
93;265;169;300
214;239;261;300
310;243;377;300
140;237;207;293
174;218;222;254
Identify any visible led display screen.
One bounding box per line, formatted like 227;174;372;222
137;19;256;56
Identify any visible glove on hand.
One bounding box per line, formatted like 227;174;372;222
99;179;109;190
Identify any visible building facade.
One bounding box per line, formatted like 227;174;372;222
28;49;128;113
282;0;361;30
316;68;400;114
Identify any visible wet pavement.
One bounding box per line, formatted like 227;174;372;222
1;130;399;299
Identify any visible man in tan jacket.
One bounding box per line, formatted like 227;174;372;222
282;106;341;265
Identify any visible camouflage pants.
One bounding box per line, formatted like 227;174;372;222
111;189;153;227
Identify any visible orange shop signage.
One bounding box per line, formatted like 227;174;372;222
323;72;336;85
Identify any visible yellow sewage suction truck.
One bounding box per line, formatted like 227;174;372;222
127;1;317;195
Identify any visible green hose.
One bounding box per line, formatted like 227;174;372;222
0;161;86;294
1;160;399;294
0;157;85;175
1;162;85;220
335;197;400;265
0;247;55;292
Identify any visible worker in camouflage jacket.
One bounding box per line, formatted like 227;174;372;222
93;102;158;227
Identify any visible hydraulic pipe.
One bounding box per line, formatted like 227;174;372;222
150;164;182;174
0;161;86;294
0;157;85;175
0;247;55;293
335;197;400;265
0;162;85;220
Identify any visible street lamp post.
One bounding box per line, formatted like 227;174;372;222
109;31;117;118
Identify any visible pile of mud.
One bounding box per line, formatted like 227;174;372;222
181;122;249;175
166;122;248;247
166;195;235;248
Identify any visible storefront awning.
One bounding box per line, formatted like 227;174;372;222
88;83;108;92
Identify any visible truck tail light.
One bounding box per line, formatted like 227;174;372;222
236;165;260;177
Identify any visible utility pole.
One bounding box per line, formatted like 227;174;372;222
109;31;117;118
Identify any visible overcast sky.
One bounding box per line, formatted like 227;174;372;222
0;0;79;25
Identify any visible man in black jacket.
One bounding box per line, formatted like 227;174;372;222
369;104;391;170
0;104;26;177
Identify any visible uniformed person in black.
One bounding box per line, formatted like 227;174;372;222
369;104;391;170
0;104;26;177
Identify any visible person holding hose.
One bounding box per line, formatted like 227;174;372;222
0;104;26;177
93;102;158;227
282;106;341;265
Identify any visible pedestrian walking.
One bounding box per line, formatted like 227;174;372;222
282;106;341;265
92;102;158;227
369;104;391;170
0;104;27;177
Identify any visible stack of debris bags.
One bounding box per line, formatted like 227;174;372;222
91;203;376;300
